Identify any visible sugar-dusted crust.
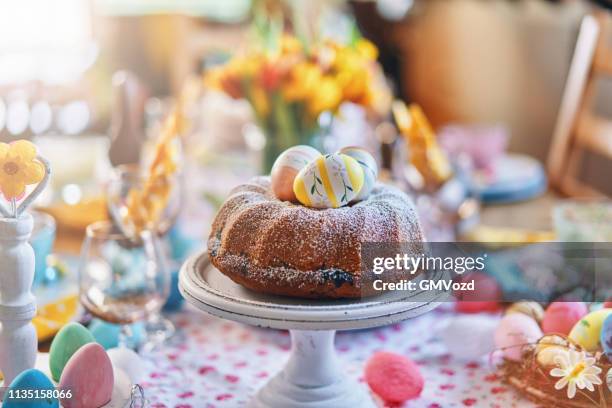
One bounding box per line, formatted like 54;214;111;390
208;177;425;299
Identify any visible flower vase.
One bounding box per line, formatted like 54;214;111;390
261;130;325;174
0;213;37;385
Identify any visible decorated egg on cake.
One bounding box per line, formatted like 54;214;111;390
59;343;114;408
271;145;321;201
542;302;588;335
293;153;364;208
506;301;544;323
601;314;612;358
338;146;378;201
4;369;59;408
494;313;542;361
569;308;612;351
49;322;96;381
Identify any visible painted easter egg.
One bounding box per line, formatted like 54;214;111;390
542;302;588;335
59;343;114;408
338;146;378;201
535;334;569;368
271;145;321;202
107;347;145;383
569;308;612;352
494;313;542;361
440;314;499;360
293;153;364;208
3;369;59;408
600;314;612;358
89;319;145;350
49;322;96;381
506;301;545;323
365;351;423;403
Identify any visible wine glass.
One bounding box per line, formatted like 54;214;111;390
106;164;182;346
78;221;170;350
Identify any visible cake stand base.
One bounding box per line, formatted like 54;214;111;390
249;330;374;408
180;252;445;408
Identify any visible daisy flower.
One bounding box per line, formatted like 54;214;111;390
549;349;602;399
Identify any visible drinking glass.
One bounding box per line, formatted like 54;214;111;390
106;164;182;345
79;221;170;350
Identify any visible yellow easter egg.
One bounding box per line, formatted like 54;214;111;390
568;308;612;351
339;146;378;201
271;145;321;202
293;153;364;208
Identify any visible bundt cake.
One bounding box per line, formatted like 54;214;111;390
208;176;425;298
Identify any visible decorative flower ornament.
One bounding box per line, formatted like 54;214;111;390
549;349;602;399
0;140;50;218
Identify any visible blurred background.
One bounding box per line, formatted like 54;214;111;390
1;0;611;251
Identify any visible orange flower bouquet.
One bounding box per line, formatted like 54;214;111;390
205;34;390;172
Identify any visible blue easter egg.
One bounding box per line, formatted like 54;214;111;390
600;314;612;358
89;319;145;350
4;369;59;408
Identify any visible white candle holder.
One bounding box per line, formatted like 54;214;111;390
0;213;37;385
0;154;50;386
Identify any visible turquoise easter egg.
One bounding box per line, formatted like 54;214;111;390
339;146;378;201
601;314;612;358
49;322;96;381
59;343;114;408
4;369;59;408
293;153;364;208
569;308;612;352
89;319;145;350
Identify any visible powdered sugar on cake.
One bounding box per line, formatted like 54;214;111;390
208;177;425;298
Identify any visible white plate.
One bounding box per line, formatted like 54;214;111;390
179;251;445;331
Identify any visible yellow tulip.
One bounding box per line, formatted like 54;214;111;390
307;76;341;116
282;62;322;102
355;39;378;60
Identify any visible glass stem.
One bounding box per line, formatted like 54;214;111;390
118;324;137;351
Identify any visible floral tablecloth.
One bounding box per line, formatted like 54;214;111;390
141;306;535;408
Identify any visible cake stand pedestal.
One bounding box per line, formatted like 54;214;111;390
180;252;444;408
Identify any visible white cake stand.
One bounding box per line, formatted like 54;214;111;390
179;251;445;408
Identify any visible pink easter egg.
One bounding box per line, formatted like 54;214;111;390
59;343;114;408
604;299;612;309
542;302;588;335
455;272;502;313
365;351;424;403
494;313;542;361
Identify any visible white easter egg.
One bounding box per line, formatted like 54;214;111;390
439;314;499;360
293;153;364;208
107;347;146;384
339;146;378;201
104;368;133;408
271;145;321;201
